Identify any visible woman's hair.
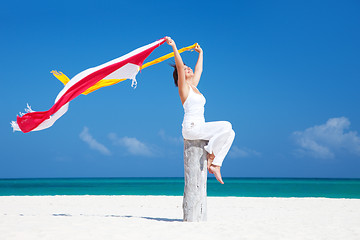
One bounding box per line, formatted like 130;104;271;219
170;63;179;87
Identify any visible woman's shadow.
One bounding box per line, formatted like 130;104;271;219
51;213;182;222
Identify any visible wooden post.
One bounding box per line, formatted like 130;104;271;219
183;139;208;222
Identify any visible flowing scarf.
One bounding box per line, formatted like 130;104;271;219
11;38;197;133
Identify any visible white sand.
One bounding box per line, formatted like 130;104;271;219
0;196;359;240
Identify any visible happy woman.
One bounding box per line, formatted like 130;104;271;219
166;37;235;184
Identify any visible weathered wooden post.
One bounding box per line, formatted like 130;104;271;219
183;139;208;222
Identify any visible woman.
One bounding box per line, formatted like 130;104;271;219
166;37;235;184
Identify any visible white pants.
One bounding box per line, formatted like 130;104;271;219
182;121;235;166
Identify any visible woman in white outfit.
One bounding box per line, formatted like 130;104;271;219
166;37;235;184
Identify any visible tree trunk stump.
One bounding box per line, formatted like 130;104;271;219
183;139;208;222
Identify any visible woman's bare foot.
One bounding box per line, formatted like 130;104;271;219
209;165;224;184
207;153;215;173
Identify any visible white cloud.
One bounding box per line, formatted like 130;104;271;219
229;146;261;158
292;117;360;159
79;127;111;156
158;129;183;145
108;133;154;157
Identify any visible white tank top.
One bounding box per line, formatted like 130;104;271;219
182;84;206;125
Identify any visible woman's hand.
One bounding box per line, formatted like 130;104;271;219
165;36;176;47
194;44;203;54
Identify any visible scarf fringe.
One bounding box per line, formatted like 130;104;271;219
10;121;20;132
131;78;137;89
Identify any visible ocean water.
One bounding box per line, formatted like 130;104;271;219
0;178;359;198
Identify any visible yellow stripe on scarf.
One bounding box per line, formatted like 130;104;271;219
141;43;198;70
52;43;198;95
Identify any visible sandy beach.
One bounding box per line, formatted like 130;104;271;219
0;196;359;240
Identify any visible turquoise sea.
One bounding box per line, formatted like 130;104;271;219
0;178;359;198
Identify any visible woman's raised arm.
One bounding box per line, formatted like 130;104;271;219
166;37;190;105
192;44;203;87
166;37;185;88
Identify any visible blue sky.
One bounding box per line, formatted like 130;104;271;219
1;0;359;178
